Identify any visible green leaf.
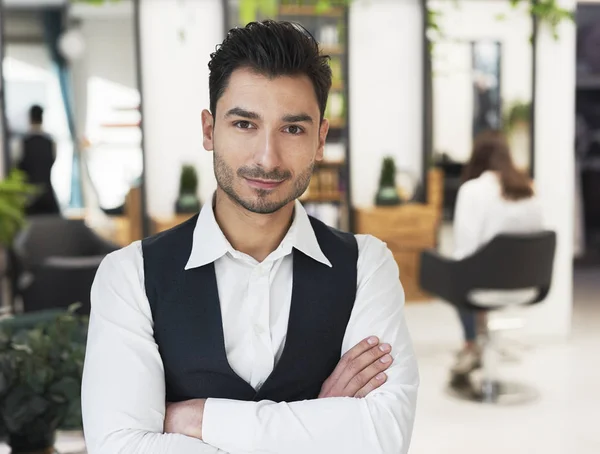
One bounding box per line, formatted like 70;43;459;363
2;386;49;433
49;377;80;403
240;0;258;25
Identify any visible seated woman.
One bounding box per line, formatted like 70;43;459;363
451;130;544;376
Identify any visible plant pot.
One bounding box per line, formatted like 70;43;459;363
375;186;402;206
175;192;200;214
9;430;56;454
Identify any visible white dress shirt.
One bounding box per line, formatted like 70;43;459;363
453;171;545;305
81;197;419;454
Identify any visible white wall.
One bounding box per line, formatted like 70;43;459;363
71;12;137;136
349;0;423;208
139;0;221;219
525;0;575;340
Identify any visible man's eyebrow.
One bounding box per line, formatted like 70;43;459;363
282;113;314;124
224;107;262;120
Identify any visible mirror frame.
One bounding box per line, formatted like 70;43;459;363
420;0;538;203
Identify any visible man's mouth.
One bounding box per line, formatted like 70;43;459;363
244;177;285;190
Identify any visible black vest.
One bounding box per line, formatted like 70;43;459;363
142;214;358;403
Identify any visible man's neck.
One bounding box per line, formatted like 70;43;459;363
213;189;294;263
30;124;43;133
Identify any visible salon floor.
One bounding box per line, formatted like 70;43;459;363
405;266;600;454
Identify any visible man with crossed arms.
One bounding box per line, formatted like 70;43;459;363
81;20;419;454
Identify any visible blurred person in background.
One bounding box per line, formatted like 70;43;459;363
451;130;544;377
16;105;60;215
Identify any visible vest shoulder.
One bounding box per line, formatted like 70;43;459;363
308;215;357;249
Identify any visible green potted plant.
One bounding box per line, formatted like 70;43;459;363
0;170;38;247
504;100;531;133
175;165;201;214
375;156;402;206
0;305;88;454
0;170;39;292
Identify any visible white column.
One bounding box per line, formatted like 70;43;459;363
139;0;222;219
349;0;424;208
525;0;576;339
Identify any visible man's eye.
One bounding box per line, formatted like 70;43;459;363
234;121;253;129
285;125;304;135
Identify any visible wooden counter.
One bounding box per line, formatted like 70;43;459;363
152;213;195;234
355;204;440;302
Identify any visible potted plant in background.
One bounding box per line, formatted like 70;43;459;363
504;100;532;171
175;165;201;214
504;100;531;133
0;305;87;454
0;170;38;309
375;156;402;206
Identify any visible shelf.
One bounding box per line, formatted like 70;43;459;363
300;193;343;204
278;5;344;17
330;81;345;91
316;160;345;168
328;118;346;129
322;45;345;55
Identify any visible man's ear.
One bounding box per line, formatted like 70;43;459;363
202;109;214;151
316;118;329;161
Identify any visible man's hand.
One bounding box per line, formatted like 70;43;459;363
319;336;392;399
164;398;206;440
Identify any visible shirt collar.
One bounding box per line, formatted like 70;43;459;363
284;200;332;267
184;196;232;270
185;194;332;270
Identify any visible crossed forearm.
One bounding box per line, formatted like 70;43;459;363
164;336;392;441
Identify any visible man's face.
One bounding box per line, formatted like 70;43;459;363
202;67;329;214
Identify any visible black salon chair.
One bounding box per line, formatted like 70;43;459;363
12;216;119;315
419;231;557;403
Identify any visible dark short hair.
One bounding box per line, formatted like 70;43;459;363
208;20;332;119
29;105;44;124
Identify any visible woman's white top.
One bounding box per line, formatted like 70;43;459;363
453;171;545;306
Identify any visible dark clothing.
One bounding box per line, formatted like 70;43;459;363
458;308;477;342
17;133;60;215
141;214;359;403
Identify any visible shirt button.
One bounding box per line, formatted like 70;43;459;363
254;324;264;335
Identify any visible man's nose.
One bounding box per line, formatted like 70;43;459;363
253;130;282;171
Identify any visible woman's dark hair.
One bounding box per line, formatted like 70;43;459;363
208;20;332;119
462;130;534;201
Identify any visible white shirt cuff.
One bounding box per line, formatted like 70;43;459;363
203;398;257;452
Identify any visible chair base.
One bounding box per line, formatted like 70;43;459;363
447;373;539;405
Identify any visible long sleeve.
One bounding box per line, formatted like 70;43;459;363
81;243;226;454
201;236;419;454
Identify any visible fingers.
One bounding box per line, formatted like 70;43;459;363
354;371;388;398
327;336;380;385
338;343;392;395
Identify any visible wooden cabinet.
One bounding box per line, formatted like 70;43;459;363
355;204;440;302
152;213;195;234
